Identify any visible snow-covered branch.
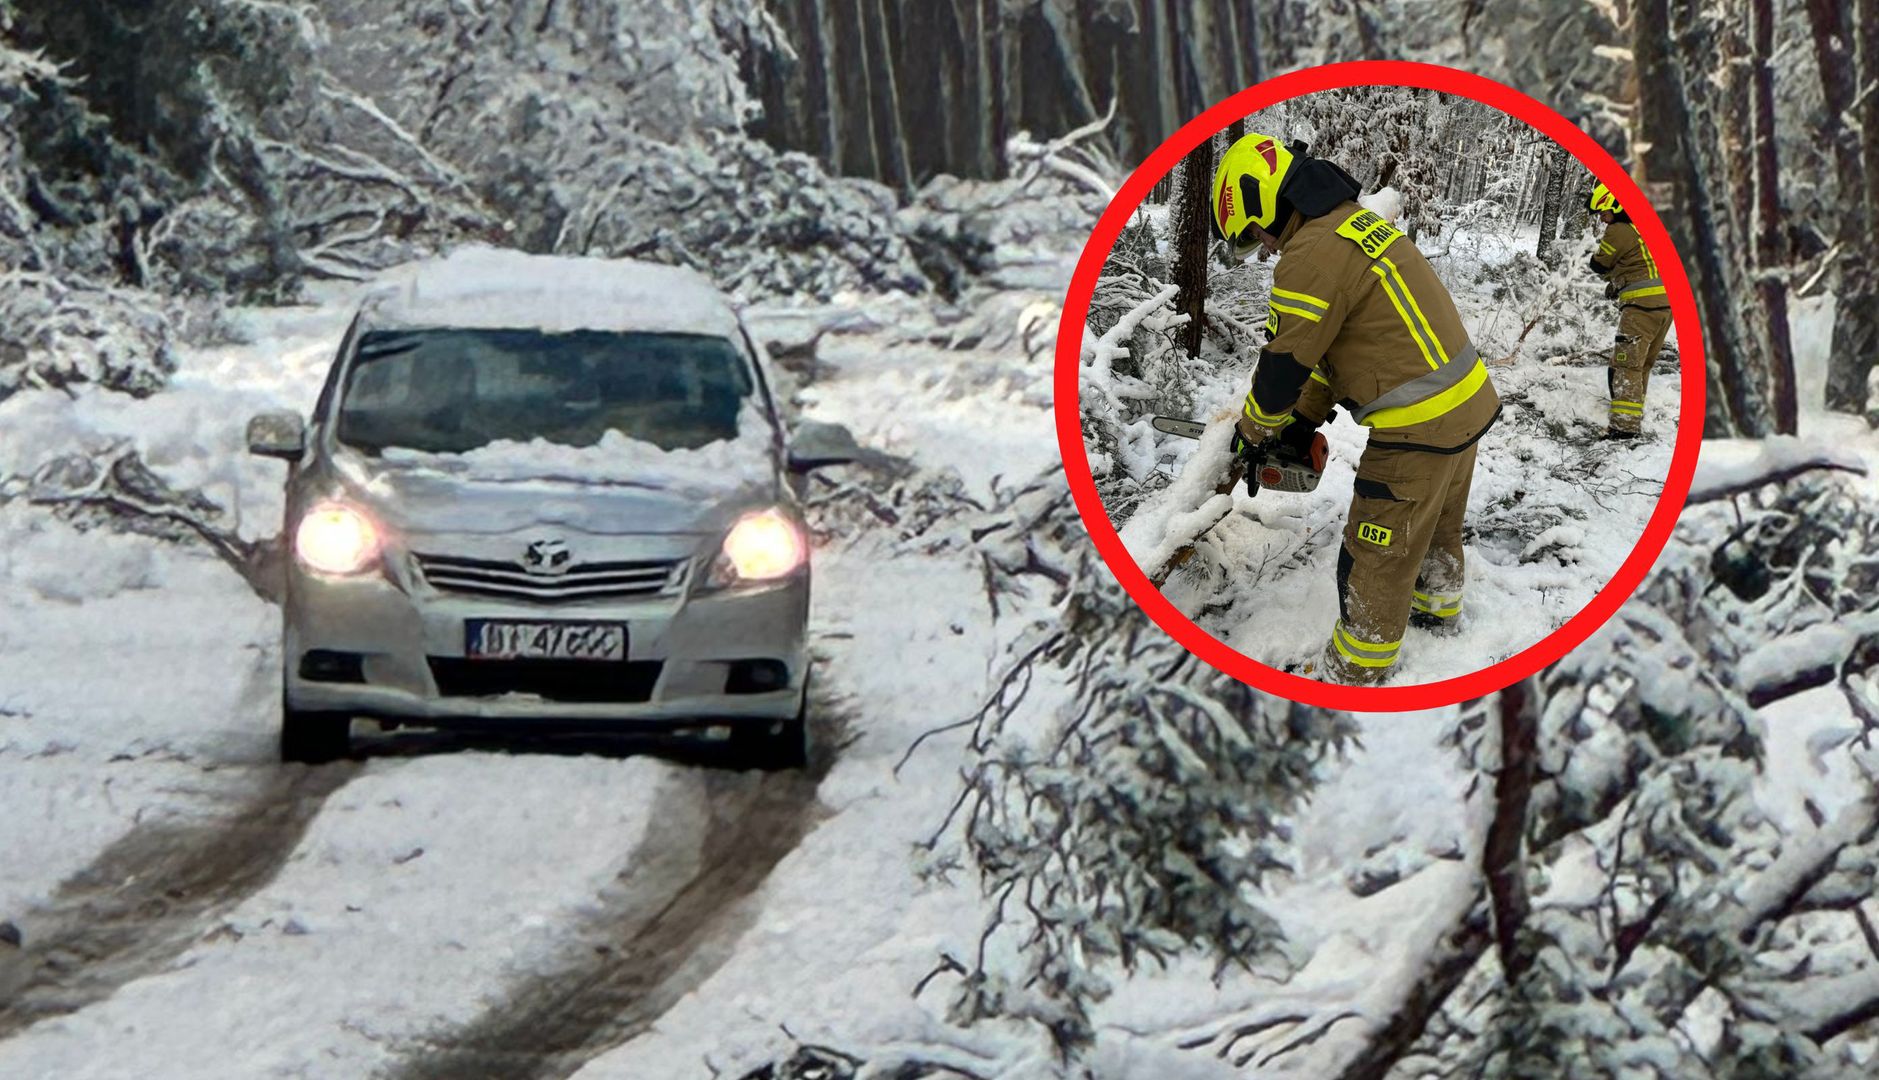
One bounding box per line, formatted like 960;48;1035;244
1740;614;1879;708
21;449;282;603
1688;437;1869;504
1729;795;1879;939
1083;283;1177;384
1008;98;1120;201
316;79;469;190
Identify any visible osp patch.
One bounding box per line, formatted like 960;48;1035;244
1356;521;1393;547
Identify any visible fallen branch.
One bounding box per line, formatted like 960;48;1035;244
1334;899;1494;1080
1792;965;1879;1045
24;450;283;604
317;79;470;191
1008;97;1120;201
1740;619;1879;708
1687;438;1869;504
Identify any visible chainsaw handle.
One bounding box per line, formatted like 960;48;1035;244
1234;442;1268;499
1217;454;1255;498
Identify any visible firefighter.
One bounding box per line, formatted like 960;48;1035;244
1212;133;1501;686
1586;182;1670;438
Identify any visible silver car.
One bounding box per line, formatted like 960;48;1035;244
247;249;855;767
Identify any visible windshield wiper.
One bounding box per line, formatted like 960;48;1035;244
355;337;423;360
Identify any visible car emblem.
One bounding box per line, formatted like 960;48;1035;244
521;538;573;576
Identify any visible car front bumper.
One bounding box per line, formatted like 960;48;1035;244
283;558;809;727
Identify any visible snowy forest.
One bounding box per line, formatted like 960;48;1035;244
1080;88;1682;684
0;2;1876;1080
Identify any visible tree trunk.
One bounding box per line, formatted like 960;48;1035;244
860;0;911;190
1863;0;1879;232
971;0;1002;177
1533;144;1568;262
996;2;1020;168
1749;0;1796;433
1812;0;1879;416
1168;138;1212;358
816;0;847;172
1334;901;1492;1080
1485;679;1538;981
1633;0;1767;435
1034;0;1102;141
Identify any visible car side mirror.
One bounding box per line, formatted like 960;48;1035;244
786;420;862;473
247;410;306;460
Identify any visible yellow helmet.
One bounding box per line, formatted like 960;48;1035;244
1212;133;1296;255
1588;182;1621;215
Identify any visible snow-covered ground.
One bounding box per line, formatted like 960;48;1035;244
1125;351;1679;684
1104;221;1679;684
1;247;1874;1079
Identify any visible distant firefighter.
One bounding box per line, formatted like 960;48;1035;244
1586;183;1670;438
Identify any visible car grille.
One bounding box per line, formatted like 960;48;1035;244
428;658;663;703
413;553;681;602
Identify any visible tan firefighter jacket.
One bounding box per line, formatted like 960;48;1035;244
1589;220;1669;310
1243;201;1500;453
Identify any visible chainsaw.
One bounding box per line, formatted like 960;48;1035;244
1151;416;1328;495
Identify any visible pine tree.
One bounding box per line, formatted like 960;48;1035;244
1533;143;1569;262
1166;137;1212;358
927;474;1360;1056
1807;0;1879;420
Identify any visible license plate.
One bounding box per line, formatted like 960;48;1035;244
466;620;626;661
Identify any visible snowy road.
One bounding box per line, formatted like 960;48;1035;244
0;284;1063;1077
0;763;359;1039
391;762;828;1080
3;276;1874;1077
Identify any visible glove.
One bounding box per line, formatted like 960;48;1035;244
1232;417;1275;458
1276;416;1322;457
1604;279;1621;301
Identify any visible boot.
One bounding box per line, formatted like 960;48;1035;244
1409;609;1462;636
1318;638;1396;686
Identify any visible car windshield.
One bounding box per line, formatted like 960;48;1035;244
334;328;756;455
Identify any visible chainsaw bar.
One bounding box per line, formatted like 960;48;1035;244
1150;415;1207;440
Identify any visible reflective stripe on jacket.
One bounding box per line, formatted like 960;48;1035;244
1245;201;1499;453
1590;221;1669;309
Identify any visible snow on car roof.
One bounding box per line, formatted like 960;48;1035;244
358;245;743;338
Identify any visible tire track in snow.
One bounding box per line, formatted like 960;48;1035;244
0;763;360;1038
388;689;851;1080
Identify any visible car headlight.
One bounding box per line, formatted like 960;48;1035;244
713;508;806;584
295;502;381;575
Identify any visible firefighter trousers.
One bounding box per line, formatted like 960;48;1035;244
1320;442;1478;685
1609;304;1672;434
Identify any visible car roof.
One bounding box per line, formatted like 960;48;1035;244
357;246;743;339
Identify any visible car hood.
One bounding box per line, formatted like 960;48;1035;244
329;451;785;536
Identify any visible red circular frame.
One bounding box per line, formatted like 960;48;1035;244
1054;60;1706;711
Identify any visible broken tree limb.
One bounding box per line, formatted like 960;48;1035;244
1333;897;1494;1080
1739;616;1879;708
23;450;285;604
1686;437;1869;504
1007;97;1120;201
